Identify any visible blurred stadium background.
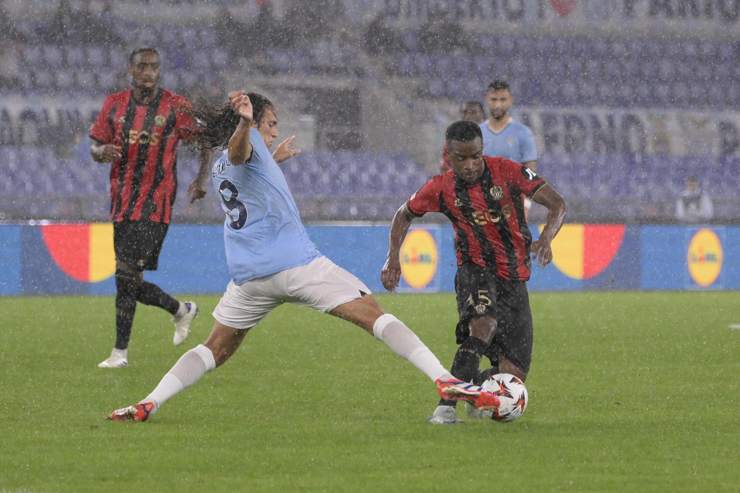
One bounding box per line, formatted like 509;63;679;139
1;0;738;224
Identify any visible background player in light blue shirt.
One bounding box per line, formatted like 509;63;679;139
480;79;538;172
109;90;500;422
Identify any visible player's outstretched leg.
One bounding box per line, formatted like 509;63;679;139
108;323;246;422
330;297;500;413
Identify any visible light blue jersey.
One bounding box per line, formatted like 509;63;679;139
211;128;320;284
480;119;538;163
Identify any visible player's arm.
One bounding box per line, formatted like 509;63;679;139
90;139;122;163
272;135;301;164
520;126;538;172
530;185;566;267
89;96;121;163
227;90;254;165
381;204;417;291
188;147;214;203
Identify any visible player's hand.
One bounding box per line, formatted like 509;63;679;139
272;136;301;164
187;180;207;203
228;90;253;122
530;238;553;267
97;144;122;162
381;256;402;292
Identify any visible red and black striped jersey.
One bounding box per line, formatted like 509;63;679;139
406;156;547;281
89;88;198;224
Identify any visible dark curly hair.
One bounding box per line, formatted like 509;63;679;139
191;92;274;150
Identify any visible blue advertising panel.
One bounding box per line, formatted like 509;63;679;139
0;223;739;296
0;225;21;295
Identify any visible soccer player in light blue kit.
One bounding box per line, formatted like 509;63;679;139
109;90;500;422
480;80;538;171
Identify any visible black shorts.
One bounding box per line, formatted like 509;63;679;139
454;263;533;374
113;220;169;271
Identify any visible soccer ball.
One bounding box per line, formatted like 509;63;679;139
480;373;528;422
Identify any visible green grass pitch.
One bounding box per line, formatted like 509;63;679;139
0;292;738;492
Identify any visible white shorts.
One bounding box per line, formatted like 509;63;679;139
212;256;371;330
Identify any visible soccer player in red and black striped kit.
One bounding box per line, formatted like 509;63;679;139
382;121;566;424
90;48;212;369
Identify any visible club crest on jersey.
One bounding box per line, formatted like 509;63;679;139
118;116;126;124
489;185;504;200
154;115;166;127
455;197;463;207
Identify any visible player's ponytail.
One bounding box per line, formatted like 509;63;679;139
190;92;274;151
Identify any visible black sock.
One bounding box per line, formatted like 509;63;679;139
137;281;180;315
438;336;489;407
474;365;500;385
115;274;140;350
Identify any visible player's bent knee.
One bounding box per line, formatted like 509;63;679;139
204;323;249;367
330;295;385;333
469;316;497;344
116;260;142;278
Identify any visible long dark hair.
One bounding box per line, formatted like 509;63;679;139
191;92;274;150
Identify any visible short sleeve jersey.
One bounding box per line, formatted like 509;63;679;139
480;119;537;164
407;156;546;280
89;88;199;223
211;128;320;284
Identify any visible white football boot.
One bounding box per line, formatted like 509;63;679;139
172;301;198;346
97;348;128;368
427;405;460;424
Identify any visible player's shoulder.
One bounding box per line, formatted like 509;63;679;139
509;119;534;135
161;88;192;108
484;155;523;175
104;89;131;104
431;170;454;187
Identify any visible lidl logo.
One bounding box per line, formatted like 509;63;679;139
545;224;625;280
400;229;438;289
687;228;722;287
41;224;115;282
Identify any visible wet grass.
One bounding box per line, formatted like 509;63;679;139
0;292;738;492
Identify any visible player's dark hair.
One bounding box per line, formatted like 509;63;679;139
191;92;274;150
446;120;483;143
487;80;510;92
128;47;159;65
463;100;485;113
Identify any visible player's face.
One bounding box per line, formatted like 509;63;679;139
486;89;512;120
257;107;279;149
461;103;485;124
448;137;484;184
129;52;160;92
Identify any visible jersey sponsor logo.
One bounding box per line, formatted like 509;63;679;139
687;228;722;287
41;224;116;282
400;229;438;289
127;129;160;145
545;224;625;280
469;206;512;226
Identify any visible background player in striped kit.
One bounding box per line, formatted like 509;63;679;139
90;47;212;368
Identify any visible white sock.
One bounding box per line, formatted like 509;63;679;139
372;314;452;382
143;344;216;409
112;348;127;359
